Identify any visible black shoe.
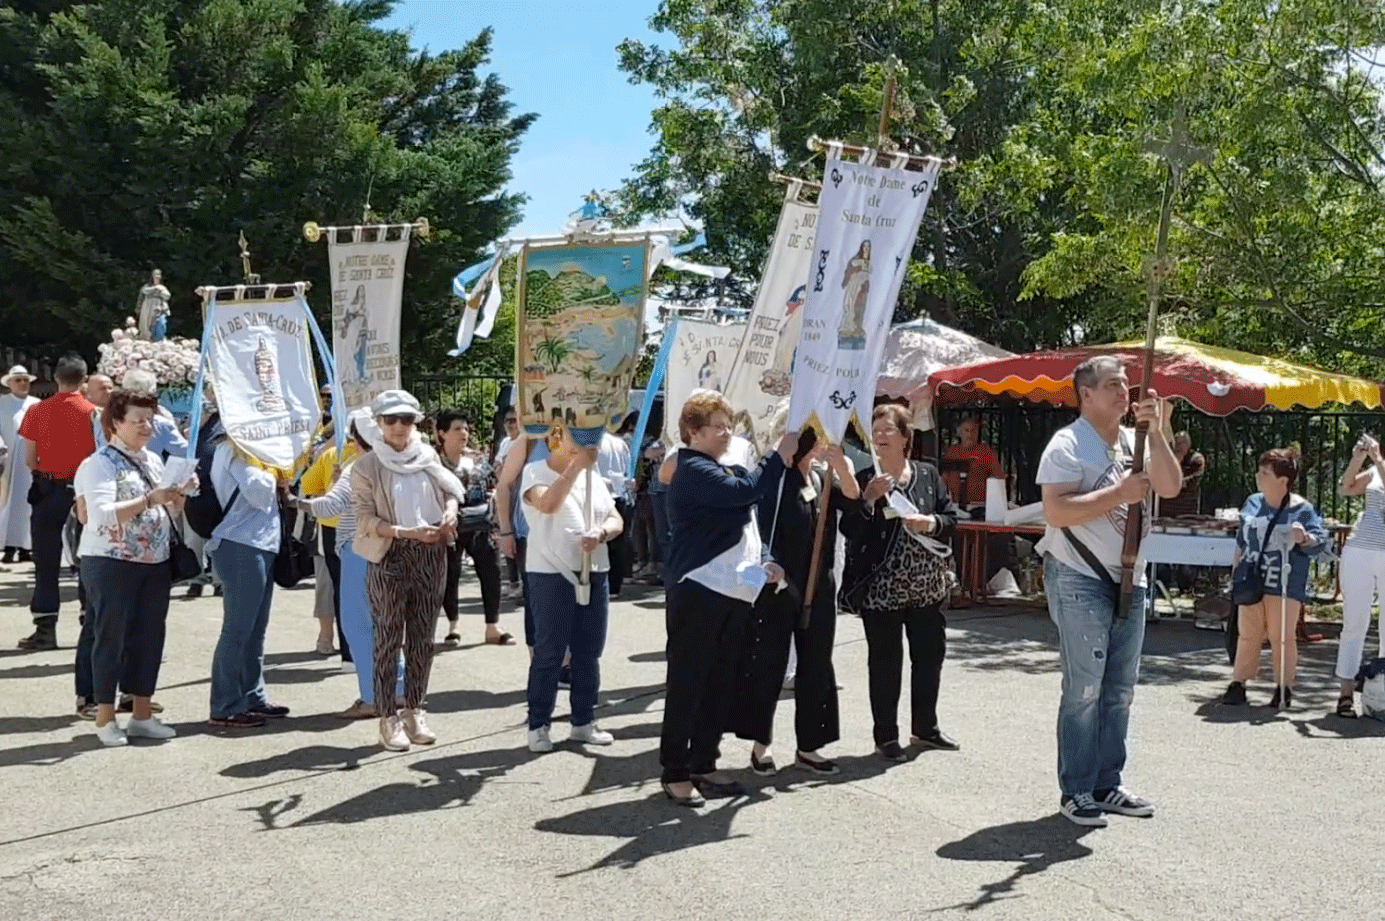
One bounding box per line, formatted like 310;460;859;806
911;731;960;751
208;712;266;729
213;585;223;597
1222;681;1247;705
661;781;705;807
749;750;776;775
875;741;908;763
247;703;290;719
17;549;31;563
794;752;839;775
185;582;204;599
17;626;57;651
1268;686;1292;709
1;550;13;564
1336;696;1358;719
691;775;746;799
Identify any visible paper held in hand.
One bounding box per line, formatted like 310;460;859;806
160;456;199;491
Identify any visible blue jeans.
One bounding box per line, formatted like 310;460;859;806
340;542;403;706
1044;555;1147;797
526;571;609;730
209;541;276;719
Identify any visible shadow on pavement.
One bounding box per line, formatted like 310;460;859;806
934;814;1096;911
534;792;765;877
221;743;379;779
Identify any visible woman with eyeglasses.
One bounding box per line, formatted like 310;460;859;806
352;390;465;751
659;391;796;806
74;389;196;745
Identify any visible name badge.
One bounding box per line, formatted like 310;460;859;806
800;485;817;503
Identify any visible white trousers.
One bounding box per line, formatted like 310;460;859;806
1336;544;1385;680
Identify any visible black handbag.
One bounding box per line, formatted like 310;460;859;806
1230;496;1290;607
110;446;203;584
274;499;315;589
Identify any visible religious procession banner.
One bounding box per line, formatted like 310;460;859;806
326;229;411;412
516;241;651;446
663;318;747;447
723;185;817;451
786;151;942;441
205;293;322;470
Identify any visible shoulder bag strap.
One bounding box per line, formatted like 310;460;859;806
1061;526;1117;586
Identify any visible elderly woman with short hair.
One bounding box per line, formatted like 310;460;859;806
352;390;465;752
74;389;195;746
840;403;963;762
658;391;796;806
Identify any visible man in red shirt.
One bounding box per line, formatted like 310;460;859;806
940;414;1006;512
16;355;96;650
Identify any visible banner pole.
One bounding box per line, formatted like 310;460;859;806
627;317;679;479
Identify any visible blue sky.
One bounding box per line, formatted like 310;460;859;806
384;0;665;238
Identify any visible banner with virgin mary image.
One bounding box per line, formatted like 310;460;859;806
786;150;941;441
204;293;322;470
515;241;651;446
663;318;746;447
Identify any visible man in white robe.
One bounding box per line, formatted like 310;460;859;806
0;365;38;563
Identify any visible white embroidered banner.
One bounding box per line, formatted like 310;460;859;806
327;230;411;412
205;294;322;470
787;152;941;441
723;187;818;452
662;318;746;446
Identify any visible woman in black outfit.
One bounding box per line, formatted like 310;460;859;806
733;429;859;775
840;404;962;762
660;391;797;806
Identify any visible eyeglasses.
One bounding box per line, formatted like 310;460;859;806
504;417;518;425
381;414;417;427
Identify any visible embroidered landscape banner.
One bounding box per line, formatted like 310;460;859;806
327;229;411;412
786;153;941;441
516;241;651;446
204;294;322;470
663;318;747;447
723;187;818;452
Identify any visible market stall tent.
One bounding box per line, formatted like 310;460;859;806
876;318;1014;425
928;336;1385;415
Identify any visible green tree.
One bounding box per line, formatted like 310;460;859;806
0;0;533;380
617;0;1385;375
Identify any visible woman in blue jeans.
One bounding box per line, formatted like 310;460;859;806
521;425;623;753
290;410;403;718
207;434;286;729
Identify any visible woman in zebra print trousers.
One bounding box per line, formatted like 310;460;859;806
351;390;465;752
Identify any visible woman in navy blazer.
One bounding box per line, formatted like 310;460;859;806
659;391;796;806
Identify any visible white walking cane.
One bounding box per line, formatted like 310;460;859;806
576;467;592;606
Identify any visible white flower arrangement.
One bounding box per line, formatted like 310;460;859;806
96;317;201;395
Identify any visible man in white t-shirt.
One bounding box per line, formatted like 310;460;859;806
1036;355;1180;828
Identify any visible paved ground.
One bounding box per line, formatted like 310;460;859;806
0;561;1381;921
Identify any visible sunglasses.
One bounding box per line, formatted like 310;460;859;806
381;414;417;427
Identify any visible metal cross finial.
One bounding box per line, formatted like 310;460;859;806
1142;104;1212;180
238;231;260;285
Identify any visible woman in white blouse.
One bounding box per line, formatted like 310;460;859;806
1335;434;1385;717
74;390;195;746
521;424;624;753
351;390;464;752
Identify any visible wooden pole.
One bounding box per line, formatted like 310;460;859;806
1118;107;1209;614
800;467;835;629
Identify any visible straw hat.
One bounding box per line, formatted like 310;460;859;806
0;365;35;388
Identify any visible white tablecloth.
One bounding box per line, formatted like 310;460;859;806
1142;532;1236;568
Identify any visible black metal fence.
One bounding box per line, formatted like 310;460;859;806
404;374;511;447
938;403;1385;525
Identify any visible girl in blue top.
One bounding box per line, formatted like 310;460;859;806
1224;448;1328;709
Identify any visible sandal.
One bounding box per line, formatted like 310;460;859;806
442;632;462;647
485;632;516;646
1336;696;1358;719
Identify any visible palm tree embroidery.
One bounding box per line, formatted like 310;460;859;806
534;336;570;374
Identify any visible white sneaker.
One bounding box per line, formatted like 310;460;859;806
528;725;553;753
568;723;614;746
95;721;127;747
126;717;176;740
401;708;436;745
379;715;409;752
